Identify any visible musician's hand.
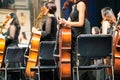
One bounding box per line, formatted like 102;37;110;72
58;18;66;25
32;27;37;33
32;27;41;35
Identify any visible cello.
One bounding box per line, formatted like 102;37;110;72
112;18;120;79
0;16;10;68
59;1;71;80
25;6;46;78
59;27;71;80
25;31;41;78
0;36;6;68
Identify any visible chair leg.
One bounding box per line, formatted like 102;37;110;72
5;60;9;80
52;69;55;80
111;65;114;80
37;66;40;80
72;66;79;80
72;67;75;80
76;67;79;80
111;55;114;80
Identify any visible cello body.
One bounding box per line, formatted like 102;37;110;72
0;15;10;68
25;7;45;78
0;37;6;68
25;32;41;78
59;27;71;80
113;29;120;79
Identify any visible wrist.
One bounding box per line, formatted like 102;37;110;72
64;21;69;26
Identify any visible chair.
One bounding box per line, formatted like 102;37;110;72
72;34;114;80
84;18;91;34
30;41;59;80
0;47;26;80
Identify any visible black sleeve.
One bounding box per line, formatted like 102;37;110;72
41;17;52;37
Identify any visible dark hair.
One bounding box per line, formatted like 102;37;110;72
10;13;20;27
9;12;21;36
10;13;21;29
22;32;27;40
45;1;57;14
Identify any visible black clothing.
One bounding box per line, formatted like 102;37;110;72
70;4;86;38
107;26;114;35
41;16;57;41
5;27;19;47
34;16;58;80
69;2;86;64
100;26;114;35
70;2;95;80
3;24;20;80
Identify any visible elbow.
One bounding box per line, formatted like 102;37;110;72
78;21;84;27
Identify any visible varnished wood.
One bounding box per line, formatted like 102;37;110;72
25;32;41;78
59;27;71;80
113;29;120;76
0;37;6;68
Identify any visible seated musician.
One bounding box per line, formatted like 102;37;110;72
32;1;57;80
2;12;21;80
101;7;116;80
2;12;21;47
32;1;57;42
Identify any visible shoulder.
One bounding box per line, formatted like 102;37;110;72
77;1;85;7
77;1;86;11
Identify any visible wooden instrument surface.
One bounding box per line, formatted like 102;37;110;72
113;30;120;77
0;16;9;68
59;27;71;80
25;32;41;78
25;6;46;78
0;36;6;68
